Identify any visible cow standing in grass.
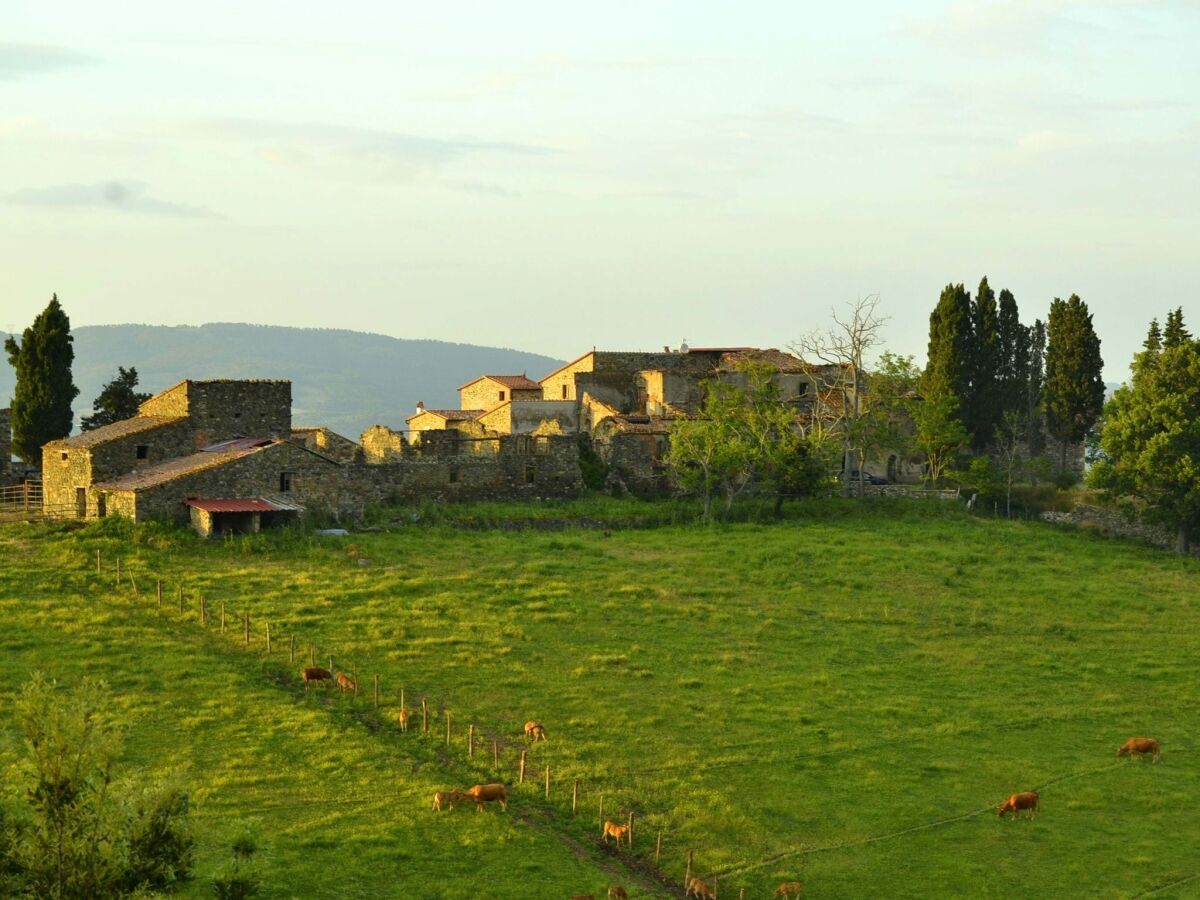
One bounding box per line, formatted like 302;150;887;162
602;820;631;848
301;666;333;689
463;783;508;813
997;791;1039;819
335;671;356;694
1117;737;1161;762
774;881;803;898
686;877;716;900
524;720;547;742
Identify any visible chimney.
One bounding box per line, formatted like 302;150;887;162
416;401;425;414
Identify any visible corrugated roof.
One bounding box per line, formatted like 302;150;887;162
186;497;290;513
458;374;541;391
48;415;187;450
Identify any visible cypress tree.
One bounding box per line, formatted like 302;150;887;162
1143;318;1163;353
924;283;973;416
1027;319;1047;457
996;288;1030;416
4;295;79;466
967;277;1002;448
1044;294;1105;471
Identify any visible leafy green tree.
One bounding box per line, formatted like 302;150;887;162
80;367;151;432
1044;295;1104;471
923;283;972;420
912;391;969;486
967;277;1002;449
996;288;1030;418
4;295;79;466
2;675;193;899
665;380;755;521
862;352;920;470
995;408;1026;517
1091;311;1200;553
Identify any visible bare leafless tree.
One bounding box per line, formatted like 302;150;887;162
792;295;889;497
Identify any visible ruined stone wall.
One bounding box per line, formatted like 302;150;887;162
573;373;642;413
294;427;361;463
510;400;578;434
408;412;488;442
604;432;669;498
360;425;408;463
1041;504;1198;556
477;403;512;435
592;351;713;376
138;380;291;444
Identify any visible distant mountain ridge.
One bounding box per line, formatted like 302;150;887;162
0;324;566;440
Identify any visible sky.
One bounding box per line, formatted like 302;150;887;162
2;0;1197;380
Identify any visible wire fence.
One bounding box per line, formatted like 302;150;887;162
41;542;1198;899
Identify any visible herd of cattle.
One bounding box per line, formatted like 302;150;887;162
299;664;1164;897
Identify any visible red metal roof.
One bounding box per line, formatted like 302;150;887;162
185;498;287;513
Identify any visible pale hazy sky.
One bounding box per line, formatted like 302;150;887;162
3;1;1197;378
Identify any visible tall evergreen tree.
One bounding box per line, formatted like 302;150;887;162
4;295;79;466
1163;307;1191;348
996;288;1030;416
81;366;151;431
1143;318;1162;354
923;283;973;418
1044;294;1105;471
966;277;1002;448
1027;318;1047;456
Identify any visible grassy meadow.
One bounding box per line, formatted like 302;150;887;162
1;499;1198;898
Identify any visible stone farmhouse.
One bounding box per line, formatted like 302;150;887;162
36;344;927;534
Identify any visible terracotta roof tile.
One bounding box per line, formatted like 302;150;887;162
95;439;279;492
406;409;484;423
458;375;542;391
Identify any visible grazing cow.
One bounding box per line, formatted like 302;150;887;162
398;707;410;733
571;896;594;900
463;783;508;813
686;877;716;900
432;790;463;812
524;720;547;742
300;666;333;688
608;886;629;900
1117;737;1161;762
602;820;631;847
335;671;356;694
996;791;1040;819
774;882;803;899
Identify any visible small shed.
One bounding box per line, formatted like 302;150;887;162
186;495;305;537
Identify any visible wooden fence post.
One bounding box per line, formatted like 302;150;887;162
243;610;250;646
544;764;550;800
200;595;206;625
373;674;380;709
656;828;663;865
519;750;527;784
353;664;359;697
328;655;334;674
598;796;604;833
685;850;693;890
713;874;718;898
445;711;451;746
129;571;138;595
96;548;101;574
265;621;272;654
220;602;225;633
400;687;405;711
156;579;162;607
116;558;121;585
628;810;634;848
493;739;499;769
421;697;428;735
290;635;296;663
468;724;475;757
572;780;578;815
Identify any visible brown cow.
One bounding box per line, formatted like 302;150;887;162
524;720;547;742
335;671;356;694
774;882;803;899
996;791;1040;819
602;820;631;847
608;886;629;900
398;707;410;733
570;896;594;900
686;877;716;900
1117;737;1161;762
301;666;332;688
432;790;464;812
463;783;508;813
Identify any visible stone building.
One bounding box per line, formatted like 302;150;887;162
405;404;486;442
458;375;542;411
42;379;292;519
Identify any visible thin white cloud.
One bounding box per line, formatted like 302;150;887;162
7;181;223;219
0;43;95;79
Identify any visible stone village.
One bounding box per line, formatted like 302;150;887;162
9;345;927;535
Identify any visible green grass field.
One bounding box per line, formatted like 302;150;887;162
1;499;1197;898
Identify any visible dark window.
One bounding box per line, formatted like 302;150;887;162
135;445;148;460
449;467;459;484
561;384;568;399
280;472;294;492
61;451;69;461
525;465;535;484
499;390;506;401
97;494;107;518
798;382;809;396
